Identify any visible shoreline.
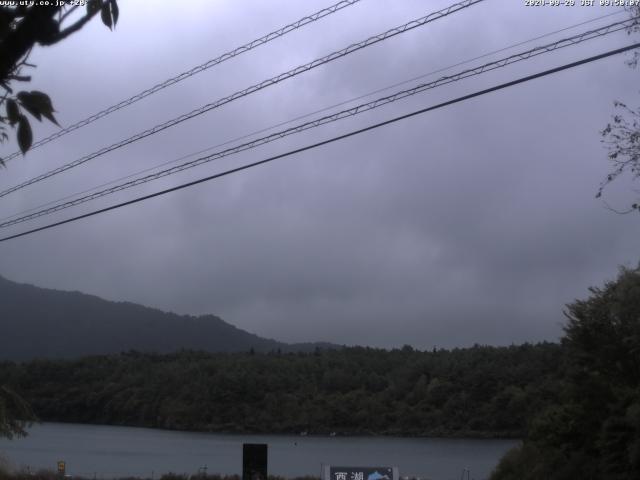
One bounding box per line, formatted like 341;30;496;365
22;420;522;441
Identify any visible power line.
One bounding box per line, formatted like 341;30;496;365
2;41;638;244
0;0;485;199
0;10;625;225
0;0;364;164
0;17;634;229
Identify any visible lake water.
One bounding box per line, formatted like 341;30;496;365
0;423;518;480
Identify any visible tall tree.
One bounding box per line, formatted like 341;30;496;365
491;264;640;479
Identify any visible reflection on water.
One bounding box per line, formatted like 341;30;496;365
0;423;518;480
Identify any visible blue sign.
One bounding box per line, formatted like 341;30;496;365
326;466;397;480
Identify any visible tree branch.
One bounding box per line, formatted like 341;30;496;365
7;74;30;82
41;7;100;45
59;5;79;25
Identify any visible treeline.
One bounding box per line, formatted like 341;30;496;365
0;342;563;438
0;471;318;480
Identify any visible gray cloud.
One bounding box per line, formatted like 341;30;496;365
1;0;639;349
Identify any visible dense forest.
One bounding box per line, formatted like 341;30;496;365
0;342;563;438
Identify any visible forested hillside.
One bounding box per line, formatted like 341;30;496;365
0;343;562;437
0;275;332;360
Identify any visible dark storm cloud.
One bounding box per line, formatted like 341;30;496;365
0;0;639;348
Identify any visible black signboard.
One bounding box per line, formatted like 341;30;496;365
242;443;267;480
329;467;394;480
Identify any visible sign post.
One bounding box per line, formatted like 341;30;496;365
242;443;267;480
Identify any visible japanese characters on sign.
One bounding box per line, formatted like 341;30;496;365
328;466;396;480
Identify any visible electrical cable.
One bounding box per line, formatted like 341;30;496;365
0;17;635;229
0;9;625;224
0;10;626;226
1;41;638;244
0;0;364;163
0;0;485;199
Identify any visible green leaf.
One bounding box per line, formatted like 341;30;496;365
28;91;59;126
16;91;59;125
101;2;113;29
26;91;53;110
110;0;119;26
0;156;4;168
17;92;41;121
42;110;59;126
6;99;19;125
17;115;32;154
99;0;119;30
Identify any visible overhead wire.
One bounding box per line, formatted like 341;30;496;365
0;9;625;225
0;0;485;199
0;0;364;164
0;16;635;229
1;41;638;243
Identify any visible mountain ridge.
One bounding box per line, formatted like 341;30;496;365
0;274;337;360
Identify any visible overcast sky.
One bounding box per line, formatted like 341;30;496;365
0;0;639;349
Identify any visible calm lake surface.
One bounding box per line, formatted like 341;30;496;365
0;423;518;480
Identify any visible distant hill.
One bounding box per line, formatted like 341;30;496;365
0;275;336;361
